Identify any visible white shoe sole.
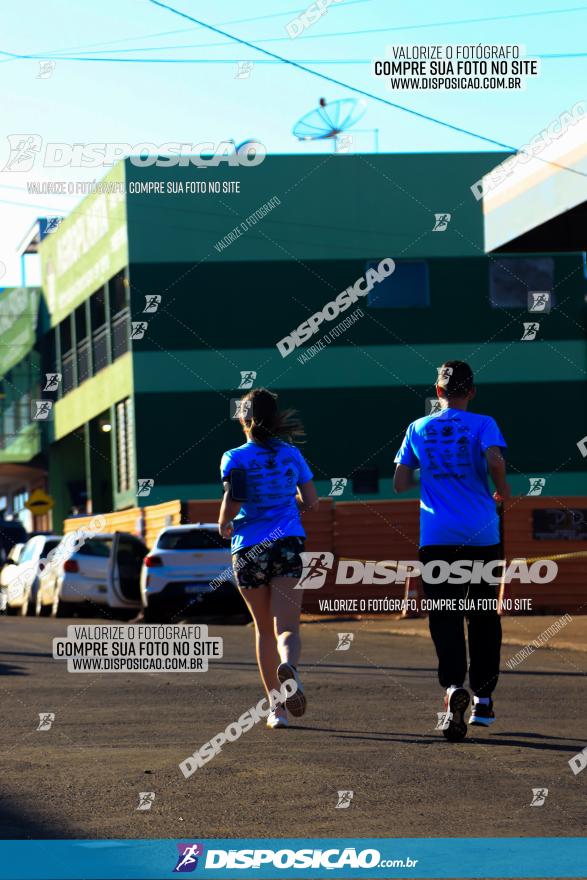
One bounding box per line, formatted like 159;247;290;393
470;714;495;727
443;687;470;741
266;716;289;729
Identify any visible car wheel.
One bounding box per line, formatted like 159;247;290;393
56;600;77;618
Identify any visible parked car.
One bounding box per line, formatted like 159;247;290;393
38;531;147;617
0;543;24;613
140;523;242;621
0;518;28;567
2;534;62;615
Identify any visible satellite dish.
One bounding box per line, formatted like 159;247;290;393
293;97;367;141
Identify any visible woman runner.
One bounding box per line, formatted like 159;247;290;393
219;388;318;729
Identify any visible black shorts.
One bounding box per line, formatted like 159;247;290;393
232;536;305;589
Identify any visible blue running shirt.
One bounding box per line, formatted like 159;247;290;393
220;440;313;553
395;409;507;547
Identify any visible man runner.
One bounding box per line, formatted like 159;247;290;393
394;361;510;741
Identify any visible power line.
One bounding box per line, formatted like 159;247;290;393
8;4;584;63
0;0;374;64
145;1;517;151
40;4;587;56
144;0;587;182
0;52;367;64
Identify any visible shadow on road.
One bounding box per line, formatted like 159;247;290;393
0;799;74;838
215;660;585;677
214;659;437;674
0;658;28;676
323;731;582;752
1;649;53;659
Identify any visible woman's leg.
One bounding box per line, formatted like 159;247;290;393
271;577;303;667
238;586;281;699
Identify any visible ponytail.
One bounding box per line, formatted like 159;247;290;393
240;388;304;446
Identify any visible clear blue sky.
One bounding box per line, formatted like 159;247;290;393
1;0;586;282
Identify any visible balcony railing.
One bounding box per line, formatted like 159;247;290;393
62;350;75;394
111;308;130;361
92;324;109;375
77;338;91;384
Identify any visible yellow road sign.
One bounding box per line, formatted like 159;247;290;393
25;488;54;516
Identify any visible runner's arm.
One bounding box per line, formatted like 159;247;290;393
218;481;241;538
393;463;416;493
485;446;511;501
296;479;319;512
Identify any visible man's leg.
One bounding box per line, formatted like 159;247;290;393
466;545;503;712
420;546;467;689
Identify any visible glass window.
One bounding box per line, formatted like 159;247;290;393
75;304;87;341
59;315;73;354
12;488;27;513
19;538;40;563
116;398;134;494
366;260;430;308
489;257;555;308
90;287;107;328
109;270;127;317
90;287;109;375
157;529;230;550
77;538;112;557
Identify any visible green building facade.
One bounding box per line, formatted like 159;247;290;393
4;151;581;528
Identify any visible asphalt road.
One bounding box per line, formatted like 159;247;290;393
0;616;585;840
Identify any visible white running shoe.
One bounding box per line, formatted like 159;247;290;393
277;662;307;717
266;705;289;729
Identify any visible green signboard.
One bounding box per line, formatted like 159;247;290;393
0;286;39;376
39;163;128;326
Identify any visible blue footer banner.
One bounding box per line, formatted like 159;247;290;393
0;838;586;879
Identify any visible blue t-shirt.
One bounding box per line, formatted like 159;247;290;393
220;440;313;553
394;408;507;547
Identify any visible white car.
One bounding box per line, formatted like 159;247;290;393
2;535;62;615
38;531;147;617
0;543;24;613
141;523;241;622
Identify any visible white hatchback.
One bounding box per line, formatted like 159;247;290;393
140;523;240;622
38;531;147;617
2;535;62;615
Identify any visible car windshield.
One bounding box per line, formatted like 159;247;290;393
157;530;230;550
77;539;112;557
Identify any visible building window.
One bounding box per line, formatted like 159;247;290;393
90;287;110;376
109;271;130;361
59;315;75;394
13;488;27;514
116;398;134;494
489;257;555;308
366;260;430;308
75;303;91;384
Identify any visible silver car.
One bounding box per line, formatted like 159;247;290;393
38;532;147;617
